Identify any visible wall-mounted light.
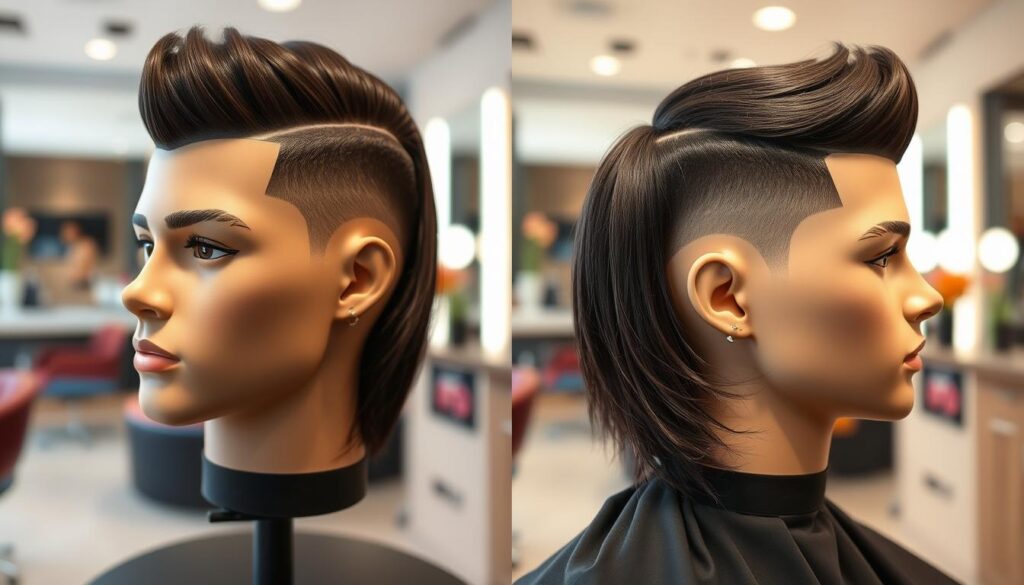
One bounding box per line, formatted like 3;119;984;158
590;55;621;76
946;103;977;352
936;229;973;274
753;6;796;31
897;134;924;230
480;87;511;361
978;227;1020;273
85;38;116;61
424;117;452;348
729;58;757;69
1005;121;1024;144
257;0;301;12
906;230;939;273
439;225;477;271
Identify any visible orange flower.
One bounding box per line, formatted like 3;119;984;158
436;265;467;295
926;268;970;308
2;207;36;244
521;211;557;248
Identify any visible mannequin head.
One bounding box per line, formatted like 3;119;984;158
121;27;436;456
573;43;943;496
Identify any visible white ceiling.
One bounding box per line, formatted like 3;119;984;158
0;0;490;158
512;0;1000;164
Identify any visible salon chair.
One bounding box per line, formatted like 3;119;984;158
0;370;46;585
511;366;541;568
123;395;206;508
32;324;128;447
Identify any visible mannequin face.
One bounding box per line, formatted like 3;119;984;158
670;153;943;421
121;139;399;426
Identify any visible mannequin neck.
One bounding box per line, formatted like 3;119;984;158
201;451;367;517
708;379;836;475
203;330;366;474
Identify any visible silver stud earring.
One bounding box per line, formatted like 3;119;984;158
726;324;740;343
348;307;359;327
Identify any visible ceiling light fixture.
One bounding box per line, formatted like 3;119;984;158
590;54;621;76
753;6;796;31
257;0;301;13
85;38;117;61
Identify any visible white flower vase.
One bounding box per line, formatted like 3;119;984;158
0;270;22;313
515;270;544;312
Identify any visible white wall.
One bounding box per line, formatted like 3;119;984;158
407;0;510;123
911;0;1024;131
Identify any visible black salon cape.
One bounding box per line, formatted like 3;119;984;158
515;464;961;585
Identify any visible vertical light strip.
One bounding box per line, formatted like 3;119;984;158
897;134;930;335
480;87;511;360
424;117;452;347
897;134;924;230
946;104;977;352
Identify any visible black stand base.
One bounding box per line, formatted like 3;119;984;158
87;531;466;585
90;454;465;584
202;454;371;585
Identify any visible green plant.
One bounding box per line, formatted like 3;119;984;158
1;234;20;271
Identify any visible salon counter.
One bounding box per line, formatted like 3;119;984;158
898;343;1024;585
0;305;135;337
404;343;511;585
0;305;135;369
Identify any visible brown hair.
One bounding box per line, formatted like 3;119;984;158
572;42;918;500
138;26;437;454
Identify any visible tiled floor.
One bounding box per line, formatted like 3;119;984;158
512;393;972;583
0;392;419;584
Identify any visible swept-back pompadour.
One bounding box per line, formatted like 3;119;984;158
138;26;437;455
573;42;918;500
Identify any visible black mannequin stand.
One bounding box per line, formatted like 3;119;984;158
89;453;466;585
201;453;369;585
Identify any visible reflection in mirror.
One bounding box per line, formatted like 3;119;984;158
441;101;481;346
982;70;1024;350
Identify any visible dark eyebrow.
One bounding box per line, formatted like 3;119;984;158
858;220;910;241
132;213;148;230
164;209;251;231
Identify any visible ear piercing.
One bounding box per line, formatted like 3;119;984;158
726;324;740;343
348;307;359;327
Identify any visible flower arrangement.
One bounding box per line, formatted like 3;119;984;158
924;268;972;347
2;207;37;272
925;268;970;309
520;211;557;274
437;264;469;344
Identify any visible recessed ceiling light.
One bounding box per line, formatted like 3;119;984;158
753;6;796;31
590;54;621;76
1005;121;1024;144
85;38;117;61
257;0;301;12
730;58;757;68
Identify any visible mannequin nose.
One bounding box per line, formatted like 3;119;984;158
121;266;173;320
908;276;944;327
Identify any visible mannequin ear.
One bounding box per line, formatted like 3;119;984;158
334;235;398;323
686;252;751;339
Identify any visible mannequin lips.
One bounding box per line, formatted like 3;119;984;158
902;340;925;371
133;338;180;372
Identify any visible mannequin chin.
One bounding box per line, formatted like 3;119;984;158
667;152;943;473
122;138;401;473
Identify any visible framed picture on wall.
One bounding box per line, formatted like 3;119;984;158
920;364;965;427
430;364;476;430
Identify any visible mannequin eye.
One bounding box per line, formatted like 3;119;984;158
867;245;900;270
136;239;154;261
184;234;237;261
